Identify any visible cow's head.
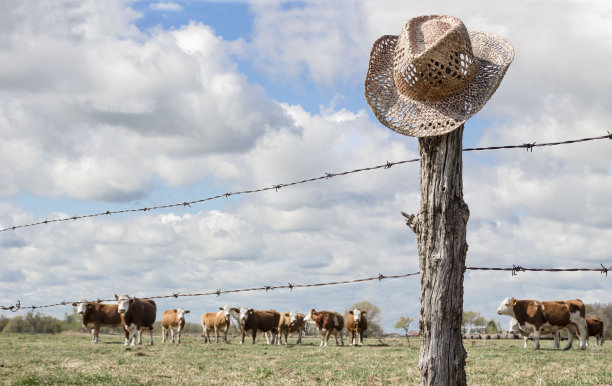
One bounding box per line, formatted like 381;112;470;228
237;307;252;326
218;305;234;323
115;294;134;314
496;297;517;316
303;309;316;322
176;307;190;321
72;299;89;315
349;308;365;323
286;310;299;326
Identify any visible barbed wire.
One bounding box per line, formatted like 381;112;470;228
1;133;610;234
2;265;609;312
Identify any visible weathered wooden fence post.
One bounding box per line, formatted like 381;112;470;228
407;124;469;384
364;15;513;385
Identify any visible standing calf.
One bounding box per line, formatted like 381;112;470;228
277;311;305;345
201;305;236;343
72;299;122;343
237;308;280;344
161;307;190;344
304;309;344;347
346;308;367;346
115;294;157;346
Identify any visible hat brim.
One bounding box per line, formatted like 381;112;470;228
365;31;514;137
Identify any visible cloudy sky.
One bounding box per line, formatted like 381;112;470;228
1;0;611;333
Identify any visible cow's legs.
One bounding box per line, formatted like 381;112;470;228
170;328;176;344
577;323;587;350
147;328;154;345
563;330;575;350
321;330;329;347
296;330;302;344
122;325;131;346
349;330;355;346
223;325;230;343
553;331;560;349
523;335;529;349
162;327;167;343
92;327;99;343
358;330;363;346
533;330;541;350
252;331;257;344
240;328;246;344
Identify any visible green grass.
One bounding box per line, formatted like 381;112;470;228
0;333;610;385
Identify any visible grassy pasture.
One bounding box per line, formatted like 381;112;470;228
0;333;610;385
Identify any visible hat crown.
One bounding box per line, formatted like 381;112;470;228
394;15;476;102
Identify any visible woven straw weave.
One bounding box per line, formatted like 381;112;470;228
365;15;514;137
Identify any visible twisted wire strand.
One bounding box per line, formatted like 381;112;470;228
1;133;610;233
2;265;609;312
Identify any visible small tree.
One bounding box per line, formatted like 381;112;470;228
395;316;414;338
485;319;500;334
462;311;478;334
473;316;487;334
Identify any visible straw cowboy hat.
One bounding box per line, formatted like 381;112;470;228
365;15;514;137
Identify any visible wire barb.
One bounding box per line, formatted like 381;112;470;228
522;143;536;152
511;265;525;276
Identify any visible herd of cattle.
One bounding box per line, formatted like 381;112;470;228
71;295;605;350
72;295;368;347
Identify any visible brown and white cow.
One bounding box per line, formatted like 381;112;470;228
497;297;587;350
509;317;575;349
201;305;236;344
115;294;157;346
304;309;344;347
277;311;305;345
161;307;190;344
346;308;367;346
72;299;122;343
583;317;605;347
237;308;280;345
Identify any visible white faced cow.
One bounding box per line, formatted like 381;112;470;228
201;305;236;344
161;307;190;344
115;294;157;346
277;310;305;345
346;308;367;346
304;309;344;347
497;297;587;350
72;299;122;343
237;308;280;345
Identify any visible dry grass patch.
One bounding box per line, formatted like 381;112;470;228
0;333;610;384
